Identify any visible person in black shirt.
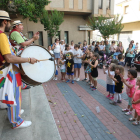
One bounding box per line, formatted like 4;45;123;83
66;52;74;84
109;65;124;105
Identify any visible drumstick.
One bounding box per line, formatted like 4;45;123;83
39;57;54;61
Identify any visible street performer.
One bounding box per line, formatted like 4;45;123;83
0;10;39;129
9;20;40;90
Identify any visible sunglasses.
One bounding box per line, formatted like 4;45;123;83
66;54;71;57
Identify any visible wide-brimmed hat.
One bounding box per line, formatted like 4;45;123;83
12;20;23;27
0;10;11;20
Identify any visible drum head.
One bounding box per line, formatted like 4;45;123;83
21;46;55;84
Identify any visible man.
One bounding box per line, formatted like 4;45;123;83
0;10;38;129
9;20;39;89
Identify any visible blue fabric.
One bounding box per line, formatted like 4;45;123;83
60;69;66;73
74;63;81;68
55;70;58;75
107;84;115;94
128;97;132;107
54;53;60;58
113;52;121;59
67;72;74;75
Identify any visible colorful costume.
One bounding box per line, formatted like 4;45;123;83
0;31;23;128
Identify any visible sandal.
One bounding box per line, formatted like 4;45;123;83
129;118;136;121
132;121;139;126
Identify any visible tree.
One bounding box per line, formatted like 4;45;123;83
0;0;50;22
88;14;124;41
40;10;64;39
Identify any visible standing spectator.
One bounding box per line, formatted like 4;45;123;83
60;40;65;54
135;42;139;51
131;40;136;49
82;40;88;53
125;44;134;68
52;38;61;67
113;41;124;59
78;42;83;50
109;41;117;56
64;44;73;59
73;44;83;81
94;42;100;53
99;41;105;56
89;41;95;52
105;41;110;56
48;45;54;56
69;40;75;51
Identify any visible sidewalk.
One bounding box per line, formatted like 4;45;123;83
43;66;140;140
0;86;61;140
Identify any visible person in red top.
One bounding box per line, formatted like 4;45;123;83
0;10;38;129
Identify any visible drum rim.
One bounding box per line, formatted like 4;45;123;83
20;45;56;85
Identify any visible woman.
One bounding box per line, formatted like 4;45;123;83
113;41;124;59
94;42;100;53
82;40;88;53
89;41;95;52
69;40;75;51
52;38;61;67
109;41;117;57
125;44;134;68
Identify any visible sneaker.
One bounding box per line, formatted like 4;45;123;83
22;85;31;90
110;101;117;105
82;78;87;81
92;87;97;91
76;78;80;81
106;95;110;98
72;80;74;84
117;100;122;103
20;109;24;115
66;79;70;83
55;77;57;80
122;109;129;112
110;96;114;100
125;111;132;115
90;85;94;88
15;121;32;129
73;77;77;81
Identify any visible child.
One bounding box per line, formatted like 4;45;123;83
129;77;140;125
60;55;66;81
73;44;83;81
82;48;90;81
109;65;124;105
53;60;58;80
66;52;74;84
103;63;116;100
118;54;125;66
85;51;93;85
121;69;137;115
89;53;99;90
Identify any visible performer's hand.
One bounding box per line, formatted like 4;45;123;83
33;32;39;40
30;58;39;64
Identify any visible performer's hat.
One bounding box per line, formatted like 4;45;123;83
0;10;11;20
12;20;22;27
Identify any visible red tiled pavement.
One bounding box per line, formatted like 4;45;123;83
43;66;140;140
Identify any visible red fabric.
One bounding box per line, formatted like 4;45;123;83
7;74;12;83
15;73;22;86
0;77;4;83
1;100;14;105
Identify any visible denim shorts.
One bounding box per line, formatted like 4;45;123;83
107;84;115;94
74;63;81;68
67;72;74;75
61;69;66;73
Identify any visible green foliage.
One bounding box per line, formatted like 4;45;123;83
0;0;50;22
40;10;64;38
88;14;124;40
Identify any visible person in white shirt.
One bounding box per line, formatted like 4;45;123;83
73;44;83;81
48;45;54;56
109;41;117;56
69;40;75;51
52;38;61;67
64;44;73;59
60;40;65;54
99;41;105;56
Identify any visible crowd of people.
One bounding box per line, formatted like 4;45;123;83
49;39;140;125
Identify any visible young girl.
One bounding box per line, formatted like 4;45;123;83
89;53;99;90
73;44;83;81
121;69;137;115
82;48;90;81
66;52;74;84
109;65;124;105
129;77;140;125
103;63;116;100
60;55;66;81
53;60;58;80
85;51;93;85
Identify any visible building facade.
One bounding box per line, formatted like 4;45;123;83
115;0;140;52
12;0;114;47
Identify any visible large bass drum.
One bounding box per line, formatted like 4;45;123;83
19;45;55;86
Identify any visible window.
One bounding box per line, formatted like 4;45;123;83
106;0;111;10
28;31;33;39
38;31;43;46
48;35;52;46
64;31;69;44
125;6;129;14
98;0;103;9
